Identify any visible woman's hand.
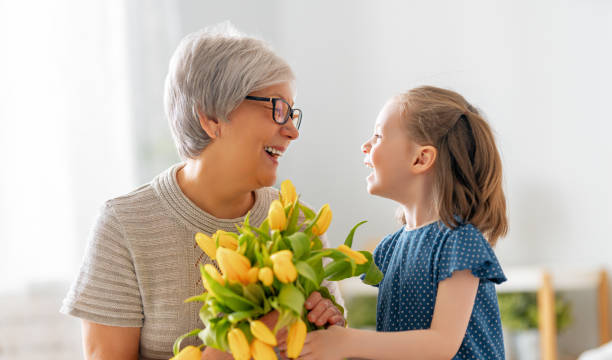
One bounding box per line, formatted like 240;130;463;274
201;346;233;360
285;325;349;360
304;291;345;327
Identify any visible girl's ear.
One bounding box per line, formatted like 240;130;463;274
412;145;437;174
197;107;221;139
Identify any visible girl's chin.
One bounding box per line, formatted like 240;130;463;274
365;181;378;195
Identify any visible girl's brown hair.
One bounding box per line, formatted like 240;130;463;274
397;86;507;245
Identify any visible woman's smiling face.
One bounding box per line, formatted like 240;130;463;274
215;82;299;189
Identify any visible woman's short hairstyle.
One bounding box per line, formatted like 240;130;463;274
164;22;295;159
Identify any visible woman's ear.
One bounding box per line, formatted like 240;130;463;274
197;107;220;139
412;145;437;174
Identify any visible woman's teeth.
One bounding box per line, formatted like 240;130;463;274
265;146;283;157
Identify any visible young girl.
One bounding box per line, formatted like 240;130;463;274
291;86;508;359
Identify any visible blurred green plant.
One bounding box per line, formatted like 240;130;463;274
498;292;572;332
346;295;377;329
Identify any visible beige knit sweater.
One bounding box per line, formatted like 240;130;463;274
61;163;344;360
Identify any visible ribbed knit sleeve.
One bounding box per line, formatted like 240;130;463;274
61;202;143;327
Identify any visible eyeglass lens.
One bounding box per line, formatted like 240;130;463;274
273;99;301;129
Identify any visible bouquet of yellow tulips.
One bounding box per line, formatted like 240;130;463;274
171;180;382;360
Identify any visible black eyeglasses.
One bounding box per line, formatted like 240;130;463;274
245;95;302;130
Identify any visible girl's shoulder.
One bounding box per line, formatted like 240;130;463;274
373;227;406;258
434;221;488;245
433;221;506;284
380;226;408;245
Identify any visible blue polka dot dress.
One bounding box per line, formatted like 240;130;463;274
370;221;507;359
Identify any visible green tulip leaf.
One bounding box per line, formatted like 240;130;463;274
243;283;265;305
184;293;208;303
228;310;255;323
302;210;323;234
242;211;251;228
259;218;270;235
287;232;310;259
302;279;317;297
237;321;254;342
198;325;219;350
343;220;367;247
200;265;258;312
254;242;264;267
238;233;253;256
323;259;351;280
298;203;316;220
243;224;270;242
215;319;231;351
286;200;301;234
172;328;202;355
274;309;297;334
362;256;383;286
295;261;320;288
310;236;323;250
305;250;332;264
199;305;217;324
207;297;233;314
278;283;305;316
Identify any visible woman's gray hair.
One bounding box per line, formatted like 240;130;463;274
164;22;295;159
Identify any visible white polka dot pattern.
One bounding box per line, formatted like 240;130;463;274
370;222;506;359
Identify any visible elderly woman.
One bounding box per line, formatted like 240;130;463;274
61;25;344;360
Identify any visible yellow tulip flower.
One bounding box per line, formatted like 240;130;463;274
246;267;260;284
201;264;224;297
258;267;274;286
312;204;332;236
270;250;297;283
204;264;225;284
251;339;277;360
280;179;297;207
216;247;251;284
195;232;217;260
270;249;293;263
337;244;368;265
170;345;202;360
227;328;250;360
214;230;239;250
287;318;307;358
268;200;287;231
250;320;277;346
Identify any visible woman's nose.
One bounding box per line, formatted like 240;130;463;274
281;121;299;140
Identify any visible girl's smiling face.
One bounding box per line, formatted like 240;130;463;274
361;99;420;201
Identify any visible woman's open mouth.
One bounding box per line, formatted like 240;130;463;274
264;146;284;164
